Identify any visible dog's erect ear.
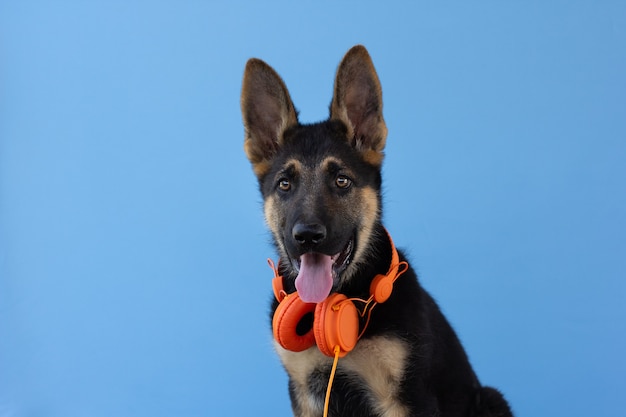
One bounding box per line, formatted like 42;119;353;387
330;45;387;166
241;58;298;177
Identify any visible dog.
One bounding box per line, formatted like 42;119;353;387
240;45;513;417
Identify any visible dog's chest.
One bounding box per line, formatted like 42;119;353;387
276;336;410;417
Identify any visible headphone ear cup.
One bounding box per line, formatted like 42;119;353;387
314;293;359;358
272;293;316;352
370;273;394;303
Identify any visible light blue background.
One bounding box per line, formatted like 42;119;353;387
1;2;625;416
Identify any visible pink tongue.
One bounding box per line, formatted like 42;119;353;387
295;253;334;303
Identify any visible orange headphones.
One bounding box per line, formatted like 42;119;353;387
270;232;408;358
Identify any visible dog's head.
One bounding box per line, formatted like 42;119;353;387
241;45;387;302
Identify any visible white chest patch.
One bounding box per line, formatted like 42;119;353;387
275;336;410;417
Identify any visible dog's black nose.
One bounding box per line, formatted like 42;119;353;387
293;223;327;245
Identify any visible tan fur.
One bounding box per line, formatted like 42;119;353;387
321;156;347;172
263;196;284;255
340;186;380;285
361;149;385;167
343;337;410;417
282;158;303;174
275;336;409;417
275;343;326;416
247;155;271;178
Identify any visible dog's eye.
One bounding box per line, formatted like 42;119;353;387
278;179;291;191
336;175;352;189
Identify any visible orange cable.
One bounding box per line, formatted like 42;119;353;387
323;345;341;417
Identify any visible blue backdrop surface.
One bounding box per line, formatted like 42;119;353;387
1;2;625;416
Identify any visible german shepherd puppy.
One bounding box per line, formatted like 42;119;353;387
241;45;513;417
